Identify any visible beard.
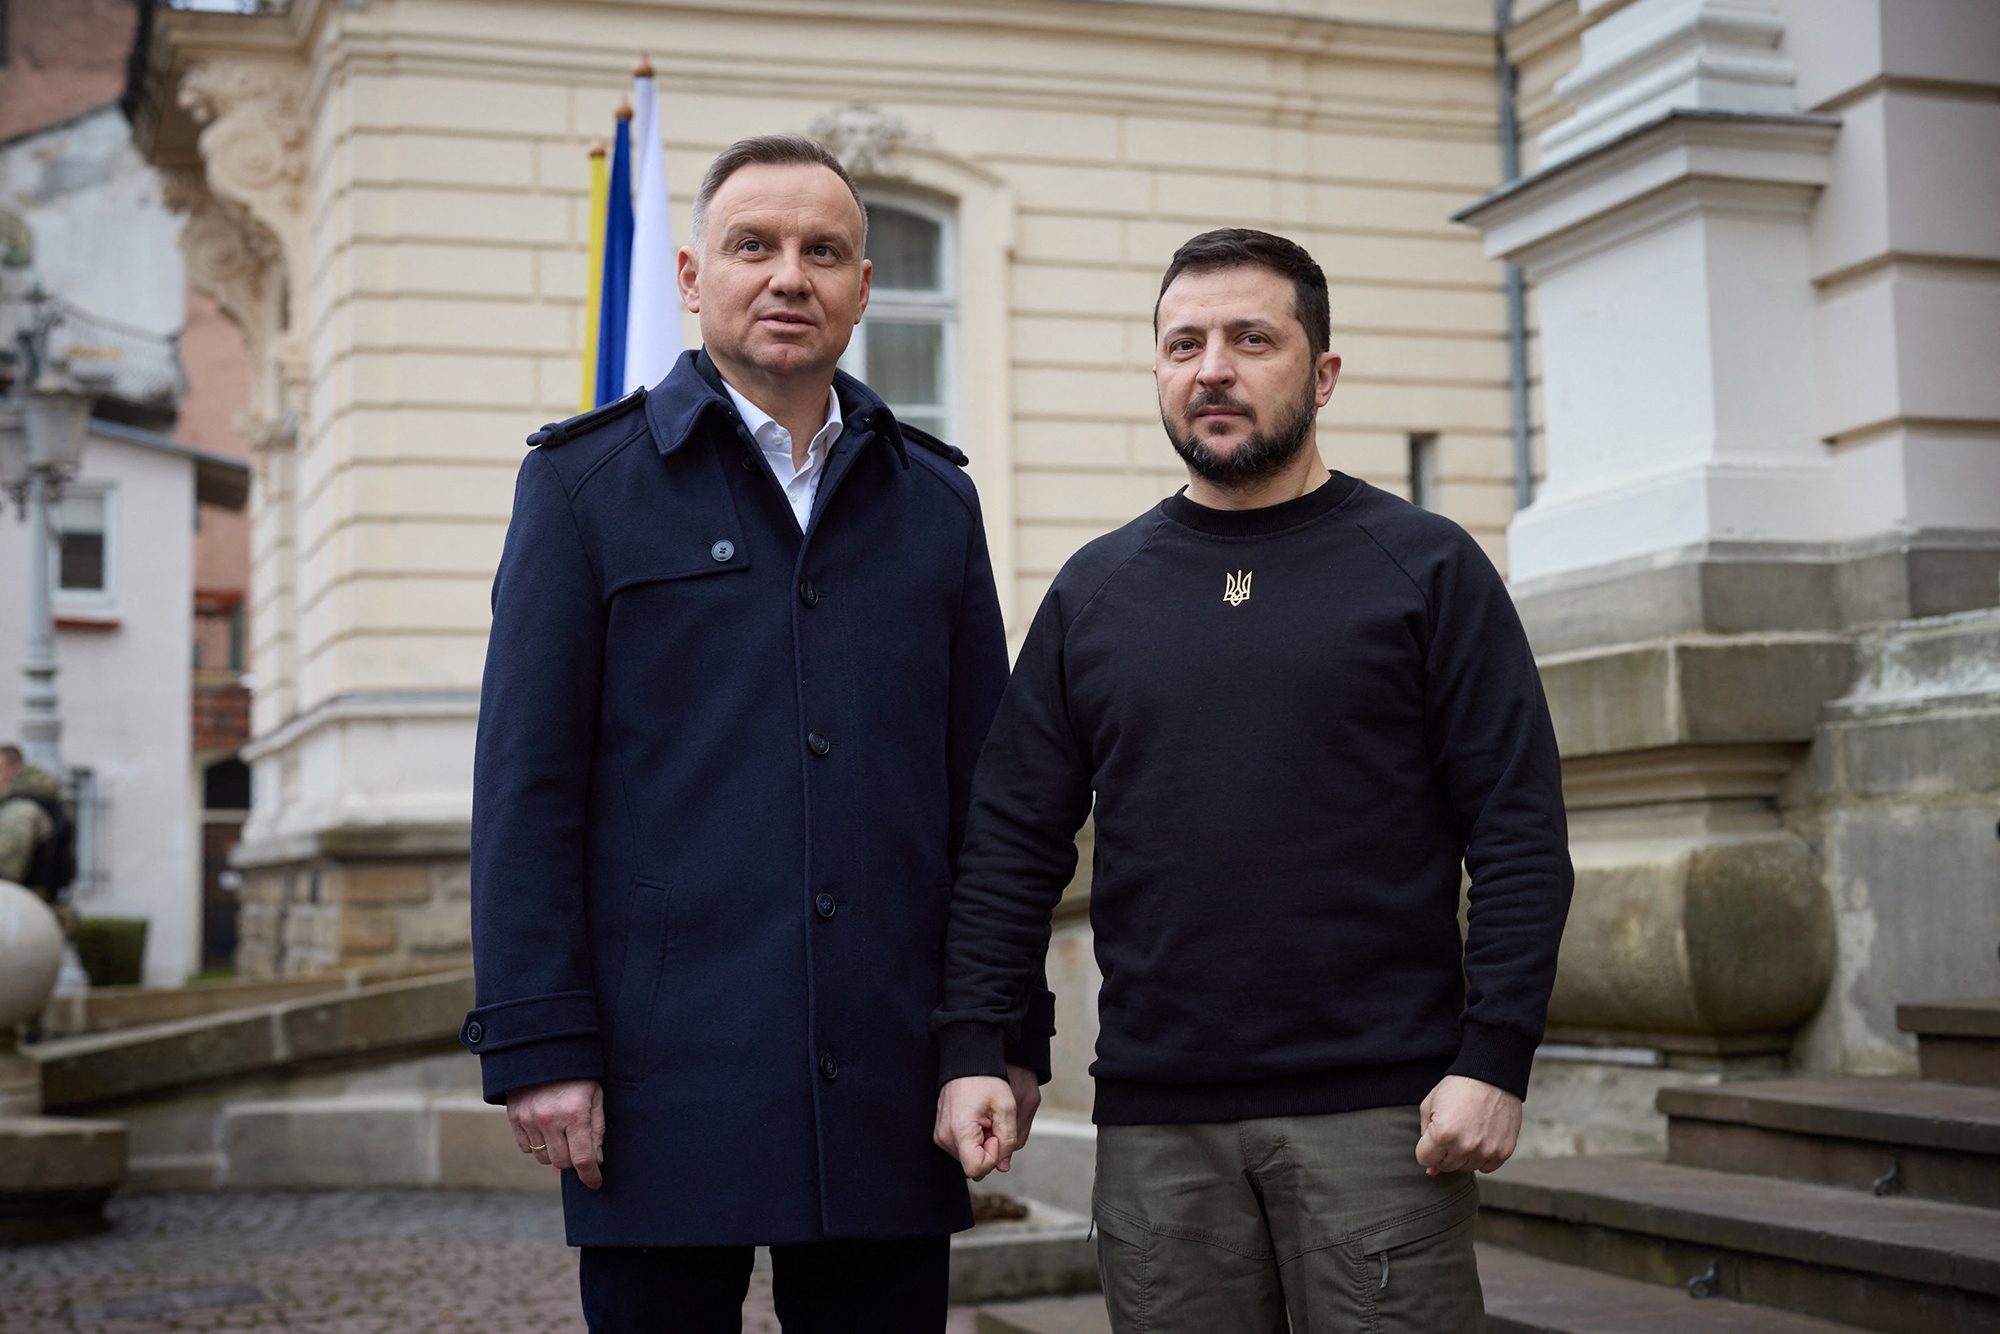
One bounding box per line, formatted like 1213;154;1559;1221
1164;377;1318;487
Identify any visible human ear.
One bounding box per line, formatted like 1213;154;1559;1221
1315;351;1342;406
676;247;701;314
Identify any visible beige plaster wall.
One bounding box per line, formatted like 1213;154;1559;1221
284;0;1519;721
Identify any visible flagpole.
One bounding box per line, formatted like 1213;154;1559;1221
623;52;684;395
595;98;635;408
580;138;608;413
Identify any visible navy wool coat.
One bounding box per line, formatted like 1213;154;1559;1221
462;350;1041;1247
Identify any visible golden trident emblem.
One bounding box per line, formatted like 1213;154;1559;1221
1224;570;1252;606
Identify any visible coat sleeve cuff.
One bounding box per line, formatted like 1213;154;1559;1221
1002;988;1057;1085
937;1021;1009;1087
1445;1019;1539;1101
461;991;604;1104
475;1034;606;1104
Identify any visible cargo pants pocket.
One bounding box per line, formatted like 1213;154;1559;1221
1353;1180;1483;1334
1094;1208;1154;1332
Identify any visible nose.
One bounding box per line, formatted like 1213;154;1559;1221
770;243;811;296
1194;340;1234;390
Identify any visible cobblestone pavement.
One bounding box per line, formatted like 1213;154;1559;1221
0;1193;978;1332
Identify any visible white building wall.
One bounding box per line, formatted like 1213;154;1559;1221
1786;0;2000;544
0;433;199;986
0;103;202;987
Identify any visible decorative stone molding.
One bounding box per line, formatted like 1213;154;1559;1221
1541;0;1799;165
178;62;309;224
164;167;276;352
172;59;311;432
807;101;918;179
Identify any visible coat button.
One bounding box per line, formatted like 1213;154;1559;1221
741;452;757;471
821;1054;839;1081
710;539;735;562
463;1021;483;1045
807;731;830;757
815;893;836;919
799;580;819;607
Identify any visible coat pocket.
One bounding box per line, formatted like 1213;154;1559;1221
605;877;672;1086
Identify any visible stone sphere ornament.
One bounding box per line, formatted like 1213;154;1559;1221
0;879;64;1028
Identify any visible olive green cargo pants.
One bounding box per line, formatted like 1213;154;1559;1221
1091;1105;1483;1333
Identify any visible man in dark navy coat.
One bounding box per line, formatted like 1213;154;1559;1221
461;135;1051;1333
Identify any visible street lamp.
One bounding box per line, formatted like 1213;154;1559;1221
1;286;100;778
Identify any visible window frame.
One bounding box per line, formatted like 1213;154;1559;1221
846;190;958;446
52;482;117;610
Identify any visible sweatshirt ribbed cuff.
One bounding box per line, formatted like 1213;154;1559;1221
937;1021;1009;1088
1444;1019;1540;1101
1004;1027;1052;1086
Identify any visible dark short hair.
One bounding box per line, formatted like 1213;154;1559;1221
692;135;866;248
1154;229;1331;358
0;744;20;766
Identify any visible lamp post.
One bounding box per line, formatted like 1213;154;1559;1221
1;286;98;779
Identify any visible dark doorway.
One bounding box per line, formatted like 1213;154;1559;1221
201;758;250;971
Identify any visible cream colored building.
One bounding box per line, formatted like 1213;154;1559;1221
127;0;2000;1154
131;0;1534;982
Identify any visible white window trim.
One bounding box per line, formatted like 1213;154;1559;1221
52;481;117;612
847;190;958;447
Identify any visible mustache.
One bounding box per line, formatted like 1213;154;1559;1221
1181;389;1255;421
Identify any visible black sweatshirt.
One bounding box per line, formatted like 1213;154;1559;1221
934;474;1572;1125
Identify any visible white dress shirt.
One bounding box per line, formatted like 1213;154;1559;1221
720;379;844;531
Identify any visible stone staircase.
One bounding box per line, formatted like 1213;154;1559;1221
977;1000;2000;1333
1474;996;2000;1333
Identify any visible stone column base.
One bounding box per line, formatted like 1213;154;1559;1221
232;835;472;980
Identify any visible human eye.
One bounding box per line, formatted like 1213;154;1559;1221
737;238;764;254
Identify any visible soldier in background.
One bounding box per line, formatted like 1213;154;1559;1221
0;743;75;926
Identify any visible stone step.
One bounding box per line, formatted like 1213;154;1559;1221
1479;1154;2000;1333
1660;1077;2000;1208
35;966;441;1040
975;1294;1108;1334
0;1115;126;1243
29;969;474;1111
214;1093;554;1191
1898;997;2000;1088
949;1198;1099;1305
1480;1245;1872;1333
971;1247;1870;1333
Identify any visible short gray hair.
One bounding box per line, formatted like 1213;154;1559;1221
691;134;867;249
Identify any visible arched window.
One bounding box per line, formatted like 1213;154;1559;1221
846;195;955;442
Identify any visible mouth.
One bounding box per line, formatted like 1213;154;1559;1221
757;312;816;330
1191;406;1249;428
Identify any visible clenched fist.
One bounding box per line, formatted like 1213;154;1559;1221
934;1065;1042;1181
1414;1074;1521;1176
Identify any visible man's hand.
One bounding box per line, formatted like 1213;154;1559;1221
935;1064;1041;1181
1415;1075;1521;1176
507;1078;605;1190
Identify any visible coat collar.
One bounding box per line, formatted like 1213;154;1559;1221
646;348;909;469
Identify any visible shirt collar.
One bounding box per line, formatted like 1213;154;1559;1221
654;350;909;471
718;377;842;459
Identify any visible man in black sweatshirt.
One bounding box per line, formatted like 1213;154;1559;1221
932;229;1571;1331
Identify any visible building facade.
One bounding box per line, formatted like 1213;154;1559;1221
1462;0;2000;1150
130;0;1530;981
128;0;2000;1152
